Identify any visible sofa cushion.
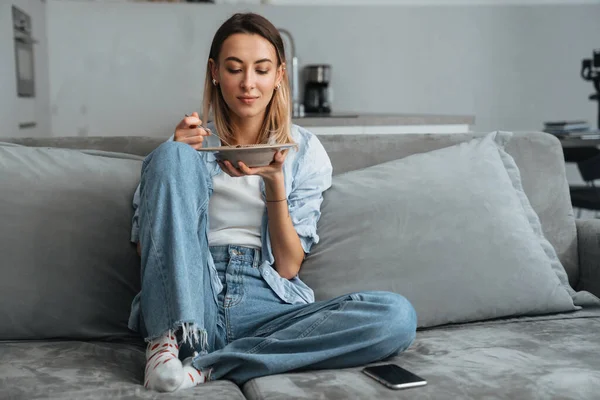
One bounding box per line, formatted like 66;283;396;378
0;144;144;340
242;309;600;400
317;131;581;289
0;340;246;399
300;131;599;328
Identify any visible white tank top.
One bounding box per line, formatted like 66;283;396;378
207;172;264;248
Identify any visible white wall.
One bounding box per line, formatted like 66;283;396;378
47;1;600;137
0;0;51;138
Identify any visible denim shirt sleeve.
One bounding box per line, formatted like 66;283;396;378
288;132;333;254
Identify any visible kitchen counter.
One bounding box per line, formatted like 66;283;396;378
292;113;474;127
291;113;475;135
558;137;600;148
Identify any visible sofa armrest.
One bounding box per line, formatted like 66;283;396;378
576;218;600;297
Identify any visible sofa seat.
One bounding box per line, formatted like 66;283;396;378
243;308;600;400
0;340;245;399
2;310;599;399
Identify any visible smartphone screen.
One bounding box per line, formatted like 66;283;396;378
362;364;427;389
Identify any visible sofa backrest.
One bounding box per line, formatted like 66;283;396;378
2;131;578;285
0;131;578;340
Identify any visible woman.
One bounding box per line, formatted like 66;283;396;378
129;12;417;392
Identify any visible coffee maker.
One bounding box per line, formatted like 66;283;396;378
303;64;332;115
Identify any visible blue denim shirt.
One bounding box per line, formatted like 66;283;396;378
130;123;332;305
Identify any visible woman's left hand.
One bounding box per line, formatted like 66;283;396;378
218;149;289;183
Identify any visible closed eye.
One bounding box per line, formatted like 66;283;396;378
226;69;269;75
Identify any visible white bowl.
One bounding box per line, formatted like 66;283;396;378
197;143;296;167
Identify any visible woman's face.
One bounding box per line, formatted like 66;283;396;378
212;33;283;121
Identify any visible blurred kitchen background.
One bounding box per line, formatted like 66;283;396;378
2;0;599;137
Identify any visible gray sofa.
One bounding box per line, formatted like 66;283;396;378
1;131;599;400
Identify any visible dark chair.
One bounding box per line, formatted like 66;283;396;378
569;152;600;218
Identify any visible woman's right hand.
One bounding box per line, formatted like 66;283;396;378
174;111;211;150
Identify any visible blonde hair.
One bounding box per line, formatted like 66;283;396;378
202;13;294;146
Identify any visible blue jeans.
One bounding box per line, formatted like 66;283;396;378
133;141;417;385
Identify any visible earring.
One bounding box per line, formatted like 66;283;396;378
212;79;218;86
275;83;281;90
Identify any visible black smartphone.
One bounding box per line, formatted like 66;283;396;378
362;364;427;390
